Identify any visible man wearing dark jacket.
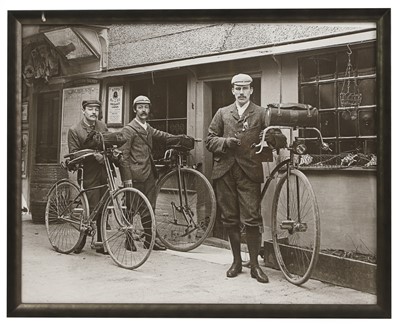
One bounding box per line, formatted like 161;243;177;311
67;99;108;254
206;74;271;283
119;95;190;250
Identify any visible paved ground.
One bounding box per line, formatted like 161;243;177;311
20;215;376;306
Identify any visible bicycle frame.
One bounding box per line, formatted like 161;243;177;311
258;126;329;225
57;140;125;235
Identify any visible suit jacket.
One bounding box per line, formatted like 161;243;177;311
206;101;269;183
67;119;108;188
119;119;171;182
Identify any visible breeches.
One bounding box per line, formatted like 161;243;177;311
215;162;262;228
82;166;108;220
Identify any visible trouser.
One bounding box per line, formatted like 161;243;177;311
82;165;107;241
214;162;263;267
124;172;157;245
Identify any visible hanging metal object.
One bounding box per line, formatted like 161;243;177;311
339;45;362;121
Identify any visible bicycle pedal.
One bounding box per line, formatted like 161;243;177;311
90;241;104;249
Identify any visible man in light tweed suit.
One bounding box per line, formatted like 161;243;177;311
206;74;270;283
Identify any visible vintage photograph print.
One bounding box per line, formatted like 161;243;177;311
8;9;391;318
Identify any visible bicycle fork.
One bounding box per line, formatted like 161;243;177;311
280;155;307;234
169;164;198;237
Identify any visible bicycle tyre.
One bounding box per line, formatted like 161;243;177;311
271;169;320;285
155;167;216;252
45;179;88;254
101;187;155;269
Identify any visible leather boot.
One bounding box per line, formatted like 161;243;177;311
226;225;242;277
247;226;269;283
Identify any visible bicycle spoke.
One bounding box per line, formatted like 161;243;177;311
155;168;216;251
272;170;320;285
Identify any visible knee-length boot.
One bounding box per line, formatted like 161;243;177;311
226;225;242;277
246;226;269;283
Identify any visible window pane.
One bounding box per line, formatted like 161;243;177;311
337;50;350;78
339;139;361;153
299;57;317;82
168;119;187;134
320;111;337;137
318;54;336;80
168;75;187;118
300;85;318;108
359;78;376;106
359;108;376;136
319;83;336;109
364;140;377;155
150;78;167;120
356;47;376;76
339;110;358;136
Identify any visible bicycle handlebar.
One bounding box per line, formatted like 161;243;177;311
254;126;332;154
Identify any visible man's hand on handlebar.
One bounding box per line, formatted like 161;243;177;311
259;128;287;150
94;152;104;164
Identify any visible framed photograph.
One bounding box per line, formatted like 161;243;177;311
8;8;391;318
106;85;124;127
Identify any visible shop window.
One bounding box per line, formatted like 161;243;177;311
36;91;61;163
130;74;187;159
298;43;377;169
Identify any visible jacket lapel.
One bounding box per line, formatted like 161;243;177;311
229;103;240;121
130;119;152;149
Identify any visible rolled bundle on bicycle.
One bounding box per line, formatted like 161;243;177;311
266;103;319;128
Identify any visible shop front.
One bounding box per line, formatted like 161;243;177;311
21;23;377;252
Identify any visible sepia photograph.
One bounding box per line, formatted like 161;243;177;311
8;7;391;318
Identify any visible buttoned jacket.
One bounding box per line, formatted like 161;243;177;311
119;119;171;182
67;119;108;189
206;101;269;183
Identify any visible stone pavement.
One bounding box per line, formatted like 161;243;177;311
20;215;376;306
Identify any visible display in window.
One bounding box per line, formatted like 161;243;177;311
359;109;376;136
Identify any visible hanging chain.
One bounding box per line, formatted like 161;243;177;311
339;45;362;120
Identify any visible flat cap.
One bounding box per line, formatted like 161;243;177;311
231;73;253;86
82;99;102;108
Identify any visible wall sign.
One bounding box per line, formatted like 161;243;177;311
107;86;124;127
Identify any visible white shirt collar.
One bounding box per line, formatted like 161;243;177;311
236;101;250;117
135;117;148;131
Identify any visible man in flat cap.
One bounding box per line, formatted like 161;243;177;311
206;73;270;283
68;99;109;254
119;95;193;251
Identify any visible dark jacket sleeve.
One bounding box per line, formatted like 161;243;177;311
67;128;81;153
205;109;227;154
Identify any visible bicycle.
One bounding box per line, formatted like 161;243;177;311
44;133;155;270
252;122;331;285
153;139;217;252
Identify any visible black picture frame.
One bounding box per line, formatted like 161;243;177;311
8;9;391;318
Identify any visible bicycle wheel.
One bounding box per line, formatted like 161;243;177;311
155;167;216;251
45;180;88;254
101;187;155;269
271;169;320;285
